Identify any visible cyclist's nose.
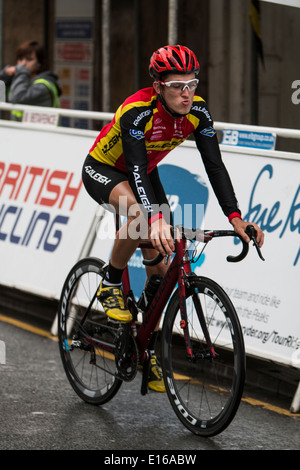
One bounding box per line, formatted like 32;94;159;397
181;86;191;96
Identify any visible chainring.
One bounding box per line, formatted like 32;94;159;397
114;324;138;381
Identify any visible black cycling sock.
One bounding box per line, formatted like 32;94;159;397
103;262;124;286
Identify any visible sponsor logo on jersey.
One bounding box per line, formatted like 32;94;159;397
130;129;145;140
132;165;152;212
192;105;212;121
133;110;151;127
200;126;216;137
84;166;112;185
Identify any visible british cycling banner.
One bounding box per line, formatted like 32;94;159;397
0;121;299;368
0;124;97;298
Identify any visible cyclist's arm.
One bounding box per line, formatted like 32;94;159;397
120;107;161;222
193;104;241;220
193;105;264;246
120;107;174;254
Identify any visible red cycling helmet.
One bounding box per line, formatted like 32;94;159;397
149;45;200;79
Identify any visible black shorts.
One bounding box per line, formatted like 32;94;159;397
82;154;128;205
82;154;172;222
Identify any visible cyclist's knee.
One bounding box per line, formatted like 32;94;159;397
127;210;148;240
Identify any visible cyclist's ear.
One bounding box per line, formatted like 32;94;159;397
153;81;161;94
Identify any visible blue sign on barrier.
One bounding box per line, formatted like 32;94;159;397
221;129;276;150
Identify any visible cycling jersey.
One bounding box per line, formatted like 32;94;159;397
89;87;241;222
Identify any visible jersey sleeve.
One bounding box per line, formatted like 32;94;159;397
120;105;160;221
193;102;241;218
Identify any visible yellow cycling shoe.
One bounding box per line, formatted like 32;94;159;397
97;281;132;323
147;355;166;393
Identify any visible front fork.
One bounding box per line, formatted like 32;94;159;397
178;243;216;361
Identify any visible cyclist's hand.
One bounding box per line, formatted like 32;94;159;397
230;217;264;248
149;217;174;256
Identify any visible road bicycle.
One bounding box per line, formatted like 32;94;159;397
57;220;264;437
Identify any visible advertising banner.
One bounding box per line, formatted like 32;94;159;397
0;125;97;299
166;145;299;367
93;142;300;368
261;0;300;8
0;121;299;368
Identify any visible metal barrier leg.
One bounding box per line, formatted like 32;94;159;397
290;381;300;413
0;340;6;364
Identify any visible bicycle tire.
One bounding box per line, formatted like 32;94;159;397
57;257;122;405
162;276;245;437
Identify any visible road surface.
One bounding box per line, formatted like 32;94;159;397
0;312;299;452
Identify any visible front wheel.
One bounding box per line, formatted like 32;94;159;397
57;257;122;405
162;276;245;437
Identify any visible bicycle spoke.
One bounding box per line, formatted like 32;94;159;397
58;258;122;405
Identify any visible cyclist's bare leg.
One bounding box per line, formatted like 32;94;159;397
107;181;167;391
108;181;168;329
108;181;146;270
108;181;170;275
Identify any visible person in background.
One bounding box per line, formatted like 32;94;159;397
0;40;61;120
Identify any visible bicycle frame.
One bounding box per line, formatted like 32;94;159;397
96;219;262;366
58;220;263;434
112;210;223;365
122;237;187;362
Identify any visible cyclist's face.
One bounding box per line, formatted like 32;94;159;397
153;73;197;116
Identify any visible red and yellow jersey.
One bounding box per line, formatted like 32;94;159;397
90;87;210;173
89;87;240;219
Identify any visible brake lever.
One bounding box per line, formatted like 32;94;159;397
245;225;265;261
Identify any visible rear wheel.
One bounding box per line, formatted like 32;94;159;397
162;276;245;437
58;257;122;405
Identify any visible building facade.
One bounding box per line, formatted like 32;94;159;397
0;0;299;150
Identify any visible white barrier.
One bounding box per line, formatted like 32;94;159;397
0;102;299;409
0;119;99;298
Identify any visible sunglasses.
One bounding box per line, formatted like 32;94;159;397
158;78;199;92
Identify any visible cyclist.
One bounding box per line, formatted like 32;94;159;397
82;44;264;392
